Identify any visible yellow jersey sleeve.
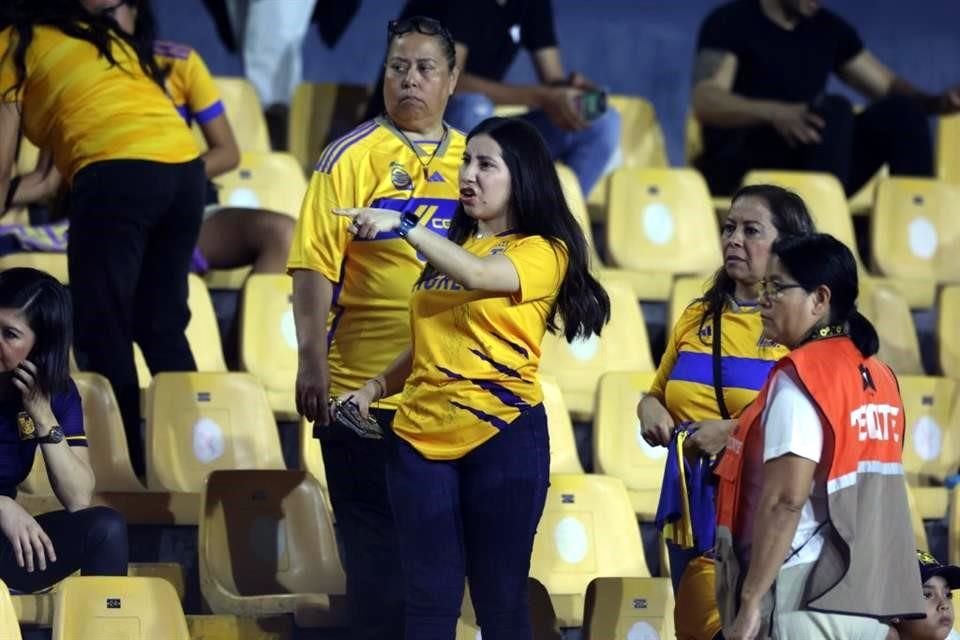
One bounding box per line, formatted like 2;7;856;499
502;236;568;304
182;49;223;124
287;156;352;283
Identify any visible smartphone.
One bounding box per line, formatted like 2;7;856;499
577;89;608;122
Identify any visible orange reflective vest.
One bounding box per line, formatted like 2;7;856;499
714;337;922;622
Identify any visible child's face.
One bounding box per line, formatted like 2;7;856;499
898;575;955;640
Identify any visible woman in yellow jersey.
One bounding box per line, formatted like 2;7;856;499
638;185;815;640
0;0;204;476
336;116;610;639
289;16;465;639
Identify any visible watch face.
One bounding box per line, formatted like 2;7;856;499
46;426;65;444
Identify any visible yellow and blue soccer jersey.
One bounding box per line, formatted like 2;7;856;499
0;26;198;181
392;233;568;460
650;299;788;422
154;41;224;126
287;116;466;407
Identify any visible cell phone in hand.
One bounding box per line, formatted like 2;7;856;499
576;89;607;122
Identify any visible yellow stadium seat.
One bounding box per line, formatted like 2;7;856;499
871;177;960;284
605;168;721;301
52;576;190;640
948;485;960;566
667;274;713;335
135;273;228;395
540;279;655;420
288;82;372;173
145;372;285;492
0;580;22;640
939;285;960;379
898;376;959;519
586;95;669;222
185;614;292;640
239;274;298;419
904;481;930;552
858;279;924;376
530;473;650;627
0;253;68;282
583;577;675;640
199;469;347;626
541;375;583;474
937;114;960;186
20;372;145;495
193;77;270;153
593;371;663;520
212;151;306;218
299;418;330;506
742;169;935;307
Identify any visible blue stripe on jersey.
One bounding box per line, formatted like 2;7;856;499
154;40;192;60
317;120;378;173
669;351;775;391
194;100;225;124
175;104;190;123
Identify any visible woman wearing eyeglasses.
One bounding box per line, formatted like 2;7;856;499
288;15;464;639
0;0;204;477
716;233;922;640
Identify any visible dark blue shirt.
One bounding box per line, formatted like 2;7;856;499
0;378;85;497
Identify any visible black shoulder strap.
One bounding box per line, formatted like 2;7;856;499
712;308;731;420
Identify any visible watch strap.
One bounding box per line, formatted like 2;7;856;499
37;425;65;444
397;211;420;238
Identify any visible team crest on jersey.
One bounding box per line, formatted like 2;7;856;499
489;242;508;256
17;411;36;440
390;162;413;191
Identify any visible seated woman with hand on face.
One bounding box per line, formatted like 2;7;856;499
0;268;127;592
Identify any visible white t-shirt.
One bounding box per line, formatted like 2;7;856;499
755;369;828;569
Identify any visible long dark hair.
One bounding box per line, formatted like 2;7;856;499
772;233;880;357
1;0;166;102
0;268;72;394
699;184;816;334
421;117;611;340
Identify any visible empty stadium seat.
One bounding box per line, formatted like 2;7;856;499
530;473;650;627
937;114;960;186
145;372;285;492
667;274;712;334
871;177;960;283
858;279;924;376
19;372;144;496
586;95;669;221
540;279;655;420
542;375;584;474
582;577;675;640
905;480;930;552
135;273;228;395
53;576;190;640
0;580;22;640
212;151;306;218
196;77;270;153
239;273;298;418
605;167;721;301
288;82;372;174
593;371;662;519
0;253;68;282
199;469;347;626
898;376;959;519
742;169;935;307
940;285;960;379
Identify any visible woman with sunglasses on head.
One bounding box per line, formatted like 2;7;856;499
288;16;464;639
336;116;610;639
0;0;204;477
0;268;127;592
716;233;923;640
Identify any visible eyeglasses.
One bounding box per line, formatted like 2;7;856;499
388;16;447;39
759;279;805;300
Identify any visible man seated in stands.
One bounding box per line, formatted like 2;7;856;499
691;0;960;196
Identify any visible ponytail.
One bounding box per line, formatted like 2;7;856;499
847;310;879;358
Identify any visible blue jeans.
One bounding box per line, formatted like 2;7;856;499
445;93;621;196
386;404;550;640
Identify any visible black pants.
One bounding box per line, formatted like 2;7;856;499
68;159;205;477
0;506;128;592
318;410;405;640
698;94;934;196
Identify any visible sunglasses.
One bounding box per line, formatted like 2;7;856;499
388;16;449;39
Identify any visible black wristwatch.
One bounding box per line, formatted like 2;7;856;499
397;211;420;238
37;425;65;444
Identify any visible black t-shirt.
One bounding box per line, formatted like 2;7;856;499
697;0;864;104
